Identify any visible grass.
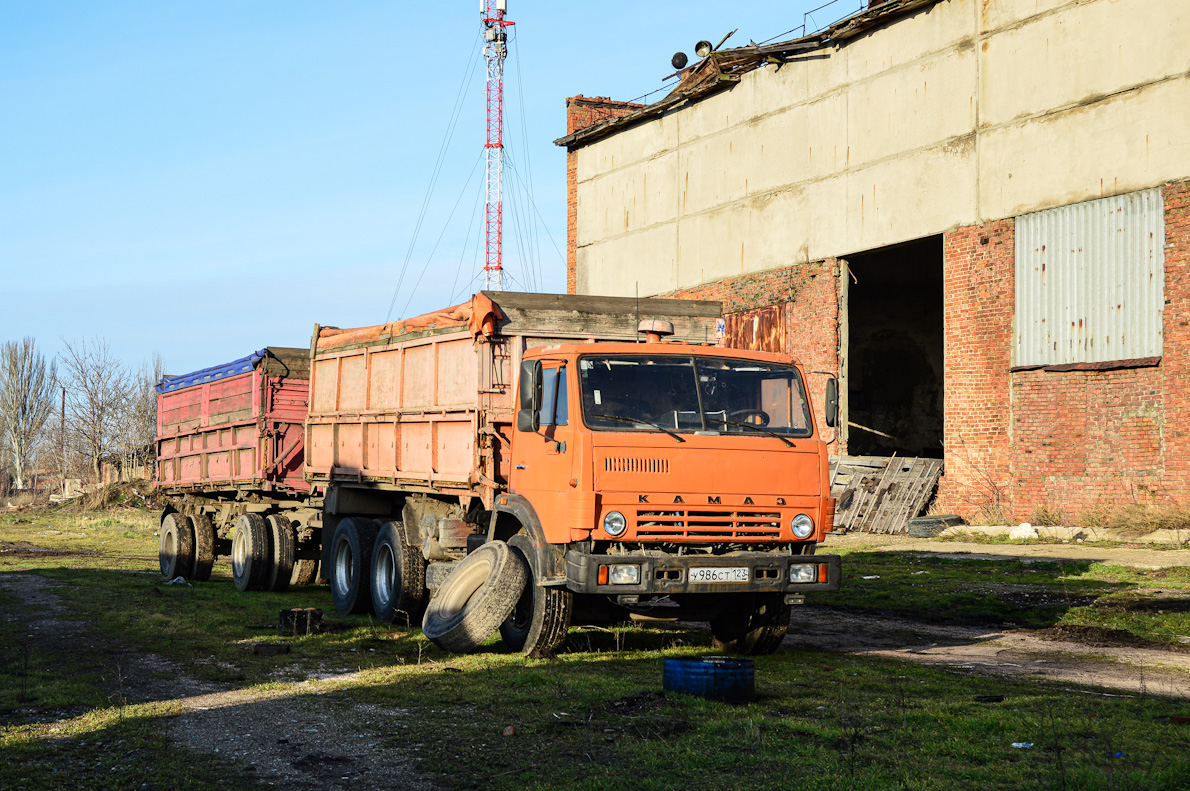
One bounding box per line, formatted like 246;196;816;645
817;550;1190;646
3;508;1190;789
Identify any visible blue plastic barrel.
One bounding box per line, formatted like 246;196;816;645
663;656;755;703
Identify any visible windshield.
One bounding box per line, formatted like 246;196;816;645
579;355;813;437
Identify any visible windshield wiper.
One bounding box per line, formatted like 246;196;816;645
704;417;794;447
590;414;685;443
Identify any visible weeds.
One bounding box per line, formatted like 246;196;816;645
1031;504;1065;526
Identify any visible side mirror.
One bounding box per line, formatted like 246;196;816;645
824;378;839;428
517;359;542;432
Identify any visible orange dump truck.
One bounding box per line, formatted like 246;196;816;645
156;293;840;654
303;292;840;654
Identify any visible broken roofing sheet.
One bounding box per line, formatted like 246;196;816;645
555;0;942;149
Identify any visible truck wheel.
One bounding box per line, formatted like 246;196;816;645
232;513;272;592
499;534;573;654
290;558;319;587
159;513;195;580
370;521;427;626
709;594;791;655
191;513;216;582
329;517;379;615
266;515;296;592
422;541;527;654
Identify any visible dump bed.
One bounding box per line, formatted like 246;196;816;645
305;291;721;507
156;347;311;494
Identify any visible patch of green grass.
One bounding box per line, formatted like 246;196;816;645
817;551;1190;646
5;509;1190;789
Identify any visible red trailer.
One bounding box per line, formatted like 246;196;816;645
155;348;319;589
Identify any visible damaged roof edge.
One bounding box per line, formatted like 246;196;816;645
554;0;941;150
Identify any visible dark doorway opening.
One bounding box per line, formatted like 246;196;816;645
844;236;944;459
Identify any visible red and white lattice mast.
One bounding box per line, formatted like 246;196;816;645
482;0;513;291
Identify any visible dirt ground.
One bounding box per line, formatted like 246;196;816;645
800;533;1190;697
4;533;1190;784
0;572;441;790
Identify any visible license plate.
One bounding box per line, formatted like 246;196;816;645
689;566;749;583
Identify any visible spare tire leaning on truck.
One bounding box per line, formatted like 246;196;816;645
422;541;527;654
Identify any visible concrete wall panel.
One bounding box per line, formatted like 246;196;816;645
575;150;679;245
846;45;977;169
578;223;678;297
576;111;677;183
979;77;1190;220
844;0;974;84
980;0;1190;128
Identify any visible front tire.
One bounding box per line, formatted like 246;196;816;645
499;534;573;655
329;517;379;615
710;593;791;655
370;521;427;625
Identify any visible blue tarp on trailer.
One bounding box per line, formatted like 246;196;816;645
156;349;267;393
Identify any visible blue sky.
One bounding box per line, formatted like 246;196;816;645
0;1;857;375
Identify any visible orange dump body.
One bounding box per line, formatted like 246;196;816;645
304;292;723;510
156;348;310;494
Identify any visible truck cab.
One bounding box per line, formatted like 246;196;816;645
495;321;841;654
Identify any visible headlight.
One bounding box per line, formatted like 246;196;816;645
792;513;814;539
788;563;817;583
603;511;627;537
608;564;640;585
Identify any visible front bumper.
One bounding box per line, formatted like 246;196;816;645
565;551;841;595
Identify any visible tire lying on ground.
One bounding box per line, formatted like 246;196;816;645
709;593;791;655
191;513;217;582
499;533;573;655
329;517;380;615
371;520;428;625
159;513;195;581
422;540;527;654
232;513;272;592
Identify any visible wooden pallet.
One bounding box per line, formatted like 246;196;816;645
829;455;943;534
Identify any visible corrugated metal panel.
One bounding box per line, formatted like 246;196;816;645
1015;189;1164;366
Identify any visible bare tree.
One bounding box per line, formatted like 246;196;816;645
59;338;131;482
110;353;164;480
0;338;58;489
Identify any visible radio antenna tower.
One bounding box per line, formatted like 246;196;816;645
482;0;513;291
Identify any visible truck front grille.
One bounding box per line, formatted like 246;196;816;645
635;508;782;539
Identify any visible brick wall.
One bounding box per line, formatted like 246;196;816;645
660;260;844;443
937;219;1016;517
938;181;1190;521
564;96;643;295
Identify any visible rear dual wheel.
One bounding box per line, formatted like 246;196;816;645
370;521;427;625
329;517;380;615
159;513;195;581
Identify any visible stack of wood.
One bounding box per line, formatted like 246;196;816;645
829;455;943;534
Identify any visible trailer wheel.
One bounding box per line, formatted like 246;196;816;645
709;593;791;655
266;515;296;592
422;541;527;654
370;521;427;626
189;513;216;582
329;517;379;615
290;558;319;587
159;513;195;581
232;513;272;592
499;534;572;654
